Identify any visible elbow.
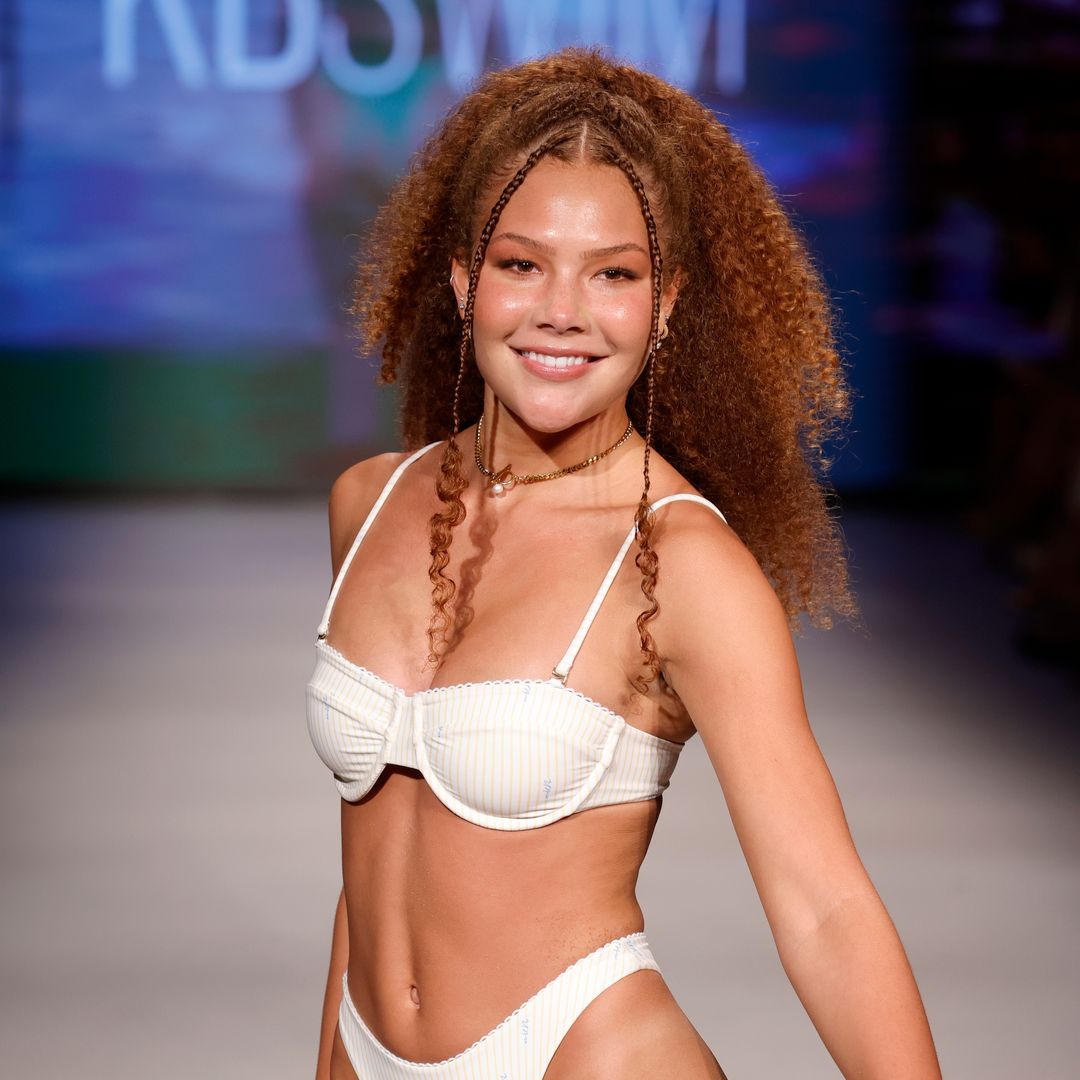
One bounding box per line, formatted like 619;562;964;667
773;879;883;962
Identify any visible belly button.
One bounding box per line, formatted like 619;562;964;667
409;985;420;1008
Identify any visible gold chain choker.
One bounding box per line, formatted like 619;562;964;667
474;414;634;497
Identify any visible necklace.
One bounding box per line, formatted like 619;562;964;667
474;414;635;497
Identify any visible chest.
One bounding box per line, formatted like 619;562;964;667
329;497;642;690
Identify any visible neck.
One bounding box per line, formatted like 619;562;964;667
475;398;638;482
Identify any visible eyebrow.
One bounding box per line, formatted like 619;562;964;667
490;232;648;260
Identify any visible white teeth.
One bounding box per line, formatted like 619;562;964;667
519;349;592;368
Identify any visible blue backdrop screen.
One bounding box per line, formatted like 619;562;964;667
2;1;896;488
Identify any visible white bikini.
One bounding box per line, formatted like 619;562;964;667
306;439;729;1077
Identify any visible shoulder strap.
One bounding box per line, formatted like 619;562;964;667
316;440;443;638
550;494;729;682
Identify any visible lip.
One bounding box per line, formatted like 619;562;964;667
512;345;605;359
511;346;606;382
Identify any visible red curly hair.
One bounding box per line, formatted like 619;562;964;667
350;46;859;688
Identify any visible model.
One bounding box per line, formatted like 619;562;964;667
308;46;941;1080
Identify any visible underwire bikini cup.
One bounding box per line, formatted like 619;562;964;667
306;440;730;831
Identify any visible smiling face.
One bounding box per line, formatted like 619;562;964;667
451;156;678;438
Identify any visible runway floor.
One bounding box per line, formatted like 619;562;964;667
1;500;1076;1078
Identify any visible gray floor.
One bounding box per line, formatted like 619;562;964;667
0;501;1076;1079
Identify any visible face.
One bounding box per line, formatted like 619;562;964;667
451;157;678;436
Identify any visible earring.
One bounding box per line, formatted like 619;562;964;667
448;270;464;311
656;319;669;347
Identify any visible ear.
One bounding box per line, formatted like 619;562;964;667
449;257;468;318
660;265;683;325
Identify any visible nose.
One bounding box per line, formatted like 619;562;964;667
535;273;587;333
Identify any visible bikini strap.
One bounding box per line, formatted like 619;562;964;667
550;493;729;683
316;440;444;638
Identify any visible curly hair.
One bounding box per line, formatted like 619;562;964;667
350;46;859;687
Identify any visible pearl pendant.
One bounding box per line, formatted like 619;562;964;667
489;465;514;497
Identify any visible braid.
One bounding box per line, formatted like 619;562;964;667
611;153;667;694
427;140;561;667
455;139;562;432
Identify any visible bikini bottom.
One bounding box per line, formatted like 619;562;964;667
337;930;660;1079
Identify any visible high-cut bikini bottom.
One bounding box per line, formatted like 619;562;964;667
337;931;661;1079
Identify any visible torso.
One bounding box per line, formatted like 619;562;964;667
323;437;701;1065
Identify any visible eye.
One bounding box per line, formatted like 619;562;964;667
495;258;538;274
599;266;637;281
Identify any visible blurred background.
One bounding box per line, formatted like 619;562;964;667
2;2;1077;1078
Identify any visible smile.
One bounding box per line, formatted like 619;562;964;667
513;348;603;369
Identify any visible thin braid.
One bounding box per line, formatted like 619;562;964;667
461;139;563;392
427;139;561;666
611;153;666;693
612;154;665;492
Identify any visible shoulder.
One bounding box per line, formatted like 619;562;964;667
628;452;746;585
647;491;796;695
647;494;810;812
328;450;408;523
326;450;411;577
647;491;754;594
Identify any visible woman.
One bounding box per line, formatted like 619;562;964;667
308;47;941;1079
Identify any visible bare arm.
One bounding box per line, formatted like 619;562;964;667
654;508;941;1079
315;887;350;1080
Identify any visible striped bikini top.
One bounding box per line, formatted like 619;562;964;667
306;440;729;831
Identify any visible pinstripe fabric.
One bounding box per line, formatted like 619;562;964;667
305;439;730;828
337;932;660;1079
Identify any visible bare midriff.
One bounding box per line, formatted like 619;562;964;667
339;765;661;1066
